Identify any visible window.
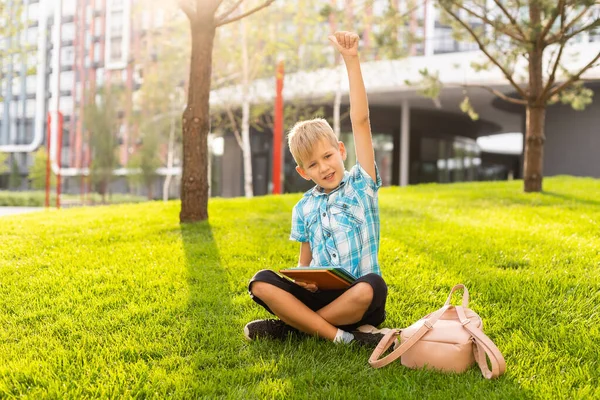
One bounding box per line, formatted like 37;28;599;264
96;68;105;86
106;0;130;68
26;75;36;93
26;99;36;118
60;96;74;113
27;27;38;44
95;18;103;36
111;11;124;36
110;37;122;61
28;2;39;20
142;11;150;30
63;0;77;17
60;71;74;91
62;46;75;66
12;77;21;96
94;45;101;63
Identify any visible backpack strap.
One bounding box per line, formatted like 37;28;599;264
456;306;506;379
368;305;450;368
445;284;469;308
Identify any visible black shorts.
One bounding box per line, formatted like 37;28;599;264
248;269;387;331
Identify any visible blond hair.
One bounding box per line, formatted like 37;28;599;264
287;118;338;167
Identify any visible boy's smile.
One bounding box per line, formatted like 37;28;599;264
296;139;347;193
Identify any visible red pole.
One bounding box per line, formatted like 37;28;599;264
45;113;52;208
86;144;92;204
56;112;64;209
272;60;284;195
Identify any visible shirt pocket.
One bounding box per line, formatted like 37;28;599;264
305;211;322;241
329;193;366;232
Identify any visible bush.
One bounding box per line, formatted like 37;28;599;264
0;191;149;207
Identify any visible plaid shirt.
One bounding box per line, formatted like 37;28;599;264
290;163;382;278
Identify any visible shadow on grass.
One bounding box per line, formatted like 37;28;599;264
542;191;600;207
180;221;240;396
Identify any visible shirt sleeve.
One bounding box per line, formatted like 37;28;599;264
289;202;308;242
349;162;382;193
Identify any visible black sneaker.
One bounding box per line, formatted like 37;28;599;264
350;331;385;348
244;319;298;341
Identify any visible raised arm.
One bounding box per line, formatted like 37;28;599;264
328;31;376;181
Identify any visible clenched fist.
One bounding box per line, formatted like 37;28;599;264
328;31;359;58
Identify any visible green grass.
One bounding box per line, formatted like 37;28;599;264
1;176;599;399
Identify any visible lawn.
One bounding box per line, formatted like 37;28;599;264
0;176;599;399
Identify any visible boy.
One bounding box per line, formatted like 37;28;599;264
245;31;387;347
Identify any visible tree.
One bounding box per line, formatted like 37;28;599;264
0;153;8;175
210;0;372;195
0;0;27;103
8;157;22;189
132;0;188;201
84;89;122;204
128;131;161;199
431;1;600;192
28;147;56;190
211;0;293;198
178;0;275;222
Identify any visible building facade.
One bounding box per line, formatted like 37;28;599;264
0;0;183;197
1;0;598;198
208;1;600;197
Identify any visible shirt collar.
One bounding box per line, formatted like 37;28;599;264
310;170;350;197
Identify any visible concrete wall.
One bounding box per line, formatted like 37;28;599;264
543;87;600;178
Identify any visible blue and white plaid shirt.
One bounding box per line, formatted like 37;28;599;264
290;162;382;278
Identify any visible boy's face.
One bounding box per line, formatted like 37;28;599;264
296;138;347;193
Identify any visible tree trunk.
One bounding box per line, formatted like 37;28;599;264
523;3;544;193
241;11;253;198
523;105;545;192
147;181;153;200
101;179;107;204
180;19;215;222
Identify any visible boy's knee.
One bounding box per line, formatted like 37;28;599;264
361;273;387;297
250;281;275;300
352;282;374;306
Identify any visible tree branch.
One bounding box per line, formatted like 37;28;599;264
546;4;595;44
216;0;275;27
225;105;244;149
492;0;528;40
548;51;600;99
539;0;564;42
178;0;195;20
457;84;528;105
558;18;600;43
215;0;244;22
456;3;525;42
540;41;566;100
441;4;528;99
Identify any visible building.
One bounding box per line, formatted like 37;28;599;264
1;0;599;198
0;0;183;198
208;1;600;197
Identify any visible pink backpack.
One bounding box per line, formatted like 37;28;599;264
368;284;506;379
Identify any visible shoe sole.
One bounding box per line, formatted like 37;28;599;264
243;324;252;341
356;324;394;335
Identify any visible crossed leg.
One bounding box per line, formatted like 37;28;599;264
250;281;373;341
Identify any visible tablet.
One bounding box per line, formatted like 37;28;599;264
279;267;357;290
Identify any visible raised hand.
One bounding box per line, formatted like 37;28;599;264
328;31;359;58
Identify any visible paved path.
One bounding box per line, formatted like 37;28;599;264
0;207;43;217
